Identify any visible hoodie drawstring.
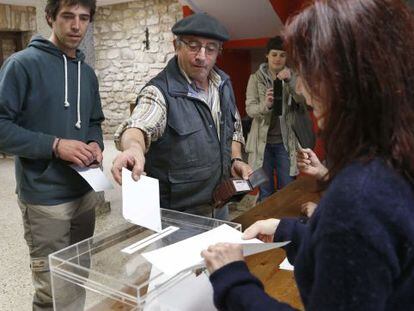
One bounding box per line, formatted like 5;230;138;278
62;54;82;129
63;55;70;108
75;61;81;129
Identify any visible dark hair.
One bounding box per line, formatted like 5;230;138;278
266;36;284;54
284;0;414;184
45;0;96;27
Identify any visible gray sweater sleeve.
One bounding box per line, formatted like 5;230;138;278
0;58;55;159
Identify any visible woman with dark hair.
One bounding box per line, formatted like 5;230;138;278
201;0;414;310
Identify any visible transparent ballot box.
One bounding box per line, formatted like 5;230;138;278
49;209;241;310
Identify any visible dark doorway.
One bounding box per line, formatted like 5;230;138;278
0;32;23;67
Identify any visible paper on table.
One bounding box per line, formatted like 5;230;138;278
122;168;162;232
70;165;113;192
279;257;294;271
142;224;289;276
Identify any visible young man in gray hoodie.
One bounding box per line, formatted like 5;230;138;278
0;0;104;309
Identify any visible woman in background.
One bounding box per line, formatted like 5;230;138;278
245;37;309;201
202;0;414;310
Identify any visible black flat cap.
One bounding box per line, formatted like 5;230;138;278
172;13;230;41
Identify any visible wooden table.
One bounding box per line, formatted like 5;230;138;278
232;176;321;310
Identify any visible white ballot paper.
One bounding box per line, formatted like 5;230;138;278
122;168;162;233
70;165;113;192
142;224;289;276
279;257;294;271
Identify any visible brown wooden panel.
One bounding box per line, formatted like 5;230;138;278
233;175;321;229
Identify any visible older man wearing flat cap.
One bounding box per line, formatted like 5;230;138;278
112;13;252;220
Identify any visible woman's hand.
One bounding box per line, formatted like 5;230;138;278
265;88;274;109
276;68;292;81
301;201;318;218
242;219;280;243
201;243;244;274
297;148;328;180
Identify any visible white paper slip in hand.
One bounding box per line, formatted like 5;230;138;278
70;165;113;192
142;224;289;276
122;167;162;233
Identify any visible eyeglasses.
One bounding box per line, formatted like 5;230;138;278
178;39;221;55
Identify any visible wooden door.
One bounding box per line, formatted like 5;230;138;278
0;32;23;67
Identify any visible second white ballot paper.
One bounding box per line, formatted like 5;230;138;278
142;224;289;276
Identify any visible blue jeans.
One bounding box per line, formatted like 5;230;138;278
258;143;294;202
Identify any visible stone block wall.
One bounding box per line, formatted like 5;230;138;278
94;0;182;136
34;0;51;39
0;4;36;49
0;4;36;32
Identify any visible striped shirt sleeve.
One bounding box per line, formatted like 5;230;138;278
114;85;167;151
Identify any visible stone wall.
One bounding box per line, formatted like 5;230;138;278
34;0;50;38
79;24;96;67
0;4;36;32
0;4;36;49
94;0;182;136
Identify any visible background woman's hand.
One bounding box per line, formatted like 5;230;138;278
265;88;274;109
201;243;244;274
301;201;318;218
297;148;328;180
276;68;292;81
242;219;280;243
